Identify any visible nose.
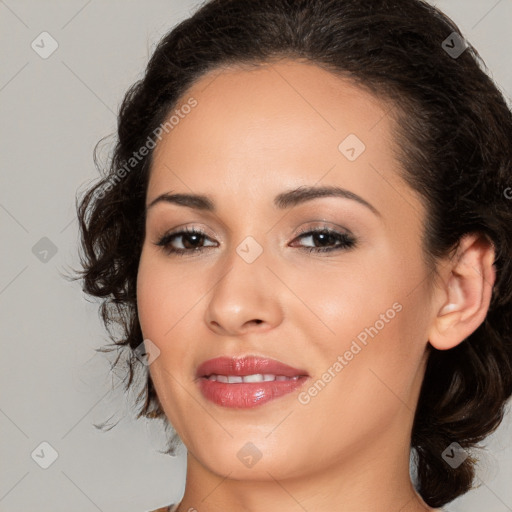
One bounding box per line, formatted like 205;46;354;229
204;245;284;336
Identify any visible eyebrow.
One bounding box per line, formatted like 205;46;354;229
146;185;381;217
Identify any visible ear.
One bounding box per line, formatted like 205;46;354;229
428;233;496;350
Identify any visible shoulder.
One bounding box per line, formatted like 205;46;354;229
147;505;176;512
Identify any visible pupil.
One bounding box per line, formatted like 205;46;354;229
316;231;333;246
184;233;203;249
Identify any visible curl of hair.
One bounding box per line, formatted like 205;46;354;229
75;0;512;506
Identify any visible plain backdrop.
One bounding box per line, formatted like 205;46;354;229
1;1;511;511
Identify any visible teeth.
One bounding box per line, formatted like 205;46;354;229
206;373;299;383
244;373;267;383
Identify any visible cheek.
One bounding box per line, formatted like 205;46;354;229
136;250;197;340
136;260;162;339
283;253;412;347
136;252;199;431
292;249;431;396
291;297;429;462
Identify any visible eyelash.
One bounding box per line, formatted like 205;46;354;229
154;225;357;257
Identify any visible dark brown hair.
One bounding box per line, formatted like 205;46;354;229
76;0;512;507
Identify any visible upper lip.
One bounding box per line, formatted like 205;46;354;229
196;356;309;378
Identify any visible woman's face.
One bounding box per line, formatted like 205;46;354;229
137;59;436;481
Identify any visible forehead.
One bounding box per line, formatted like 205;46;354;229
152;59;393;167
148;59;423;225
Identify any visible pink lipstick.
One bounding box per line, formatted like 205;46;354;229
196;356;309;408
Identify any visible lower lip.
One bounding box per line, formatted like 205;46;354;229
198;376;309;408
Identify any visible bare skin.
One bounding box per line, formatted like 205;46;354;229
136;59;495;512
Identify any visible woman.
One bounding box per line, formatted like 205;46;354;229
76;0;512;510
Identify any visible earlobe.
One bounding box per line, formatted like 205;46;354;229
428;233;496;351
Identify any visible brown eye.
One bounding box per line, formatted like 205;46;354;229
291;228;356;253
155;226;356;256
156;228;217;255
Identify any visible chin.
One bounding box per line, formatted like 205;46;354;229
192;439;310;481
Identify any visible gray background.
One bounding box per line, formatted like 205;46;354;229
0;1;511;511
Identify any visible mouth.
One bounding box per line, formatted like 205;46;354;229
195;355;309;408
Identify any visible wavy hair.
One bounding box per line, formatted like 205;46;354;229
75;0;512;507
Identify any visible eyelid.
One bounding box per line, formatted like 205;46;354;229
153;225;218;248
289;224;357;250
158;223;219;240
155;221;352;244
293;221;353;236
154;220;357;258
